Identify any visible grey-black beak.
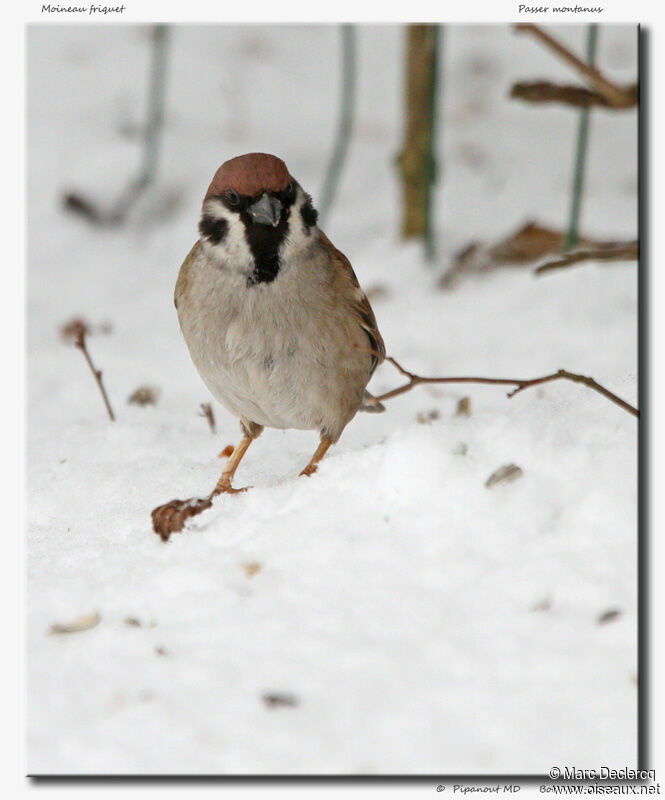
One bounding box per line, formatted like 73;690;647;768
248;193;283;227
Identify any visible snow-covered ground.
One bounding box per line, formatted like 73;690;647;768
27;24;638;774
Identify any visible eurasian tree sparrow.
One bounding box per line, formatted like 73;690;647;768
153;153;384;536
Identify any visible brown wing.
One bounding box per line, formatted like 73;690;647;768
319;231;385;377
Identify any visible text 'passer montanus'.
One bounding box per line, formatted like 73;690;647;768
153;153;385;537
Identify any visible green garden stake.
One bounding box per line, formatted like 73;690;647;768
319;25;356;225
566;24;598;251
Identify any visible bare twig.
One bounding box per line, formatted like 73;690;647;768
511;80;638;110
199;402;216;433
73;322;115;421
535;241;638;275
372;354;638;418
63;25;170;226
513;24;637;109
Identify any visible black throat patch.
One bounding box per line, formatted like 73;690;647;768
242;211;290;286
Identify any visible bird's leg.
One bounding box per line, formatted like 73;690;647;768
211;418;263;496
211;435;253;496
300;436;333;477
151;420;263;541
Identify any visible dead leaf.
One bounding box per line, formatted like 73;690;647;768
49;611;100;635
151;496;213;541
218;444;234;459
485;464;523;488
439;221;598;287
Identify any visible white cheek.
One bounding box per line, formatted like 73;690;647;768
281;195;315;263
200;199;253;273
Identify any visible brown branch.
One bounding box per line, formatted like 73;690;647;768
535;241;638;275
513;24;637;109
73;322;115;421
372;354;638;418
510;81;638;110
199;402;216;434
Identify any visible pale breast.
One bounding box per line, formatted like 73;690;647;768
175;240;373;440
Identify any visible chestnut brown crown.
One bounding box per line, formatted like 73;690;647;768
204;153;293;204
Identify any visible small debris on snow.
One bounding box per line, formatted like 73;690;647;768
416;409;440;425
485;464;524;488
218;444;234;458
456;397;472;417
597;609;622;625
48;611;100;635
154;646;169;657
128;386;161;406
262;692;299;709
532;597;552;612
242;561;262;578
124;616;156;629
453;442;468;456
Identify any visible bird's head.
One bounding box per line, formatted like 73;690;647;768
198;153;319;285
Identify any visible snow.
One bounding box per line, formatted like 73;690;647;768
27;24;638;774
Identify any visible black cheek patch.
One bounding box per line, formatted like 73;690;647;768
300;197;318;231
199;215;229;245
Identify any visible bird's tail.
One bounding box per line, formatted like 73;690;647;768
359;391;385;413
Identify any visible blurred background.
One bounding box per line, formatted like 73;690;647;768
27;24;639;775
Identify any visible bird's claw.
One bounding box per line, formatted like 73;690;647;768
212;482;251;496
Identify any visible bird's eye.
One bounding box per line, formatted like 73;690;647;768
225;189;240;208
284;182;296;201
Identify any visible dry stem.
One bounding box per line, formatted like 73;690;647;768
73;323;115;421
372;354;638;418
534;241;638;275
513;24;637;109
